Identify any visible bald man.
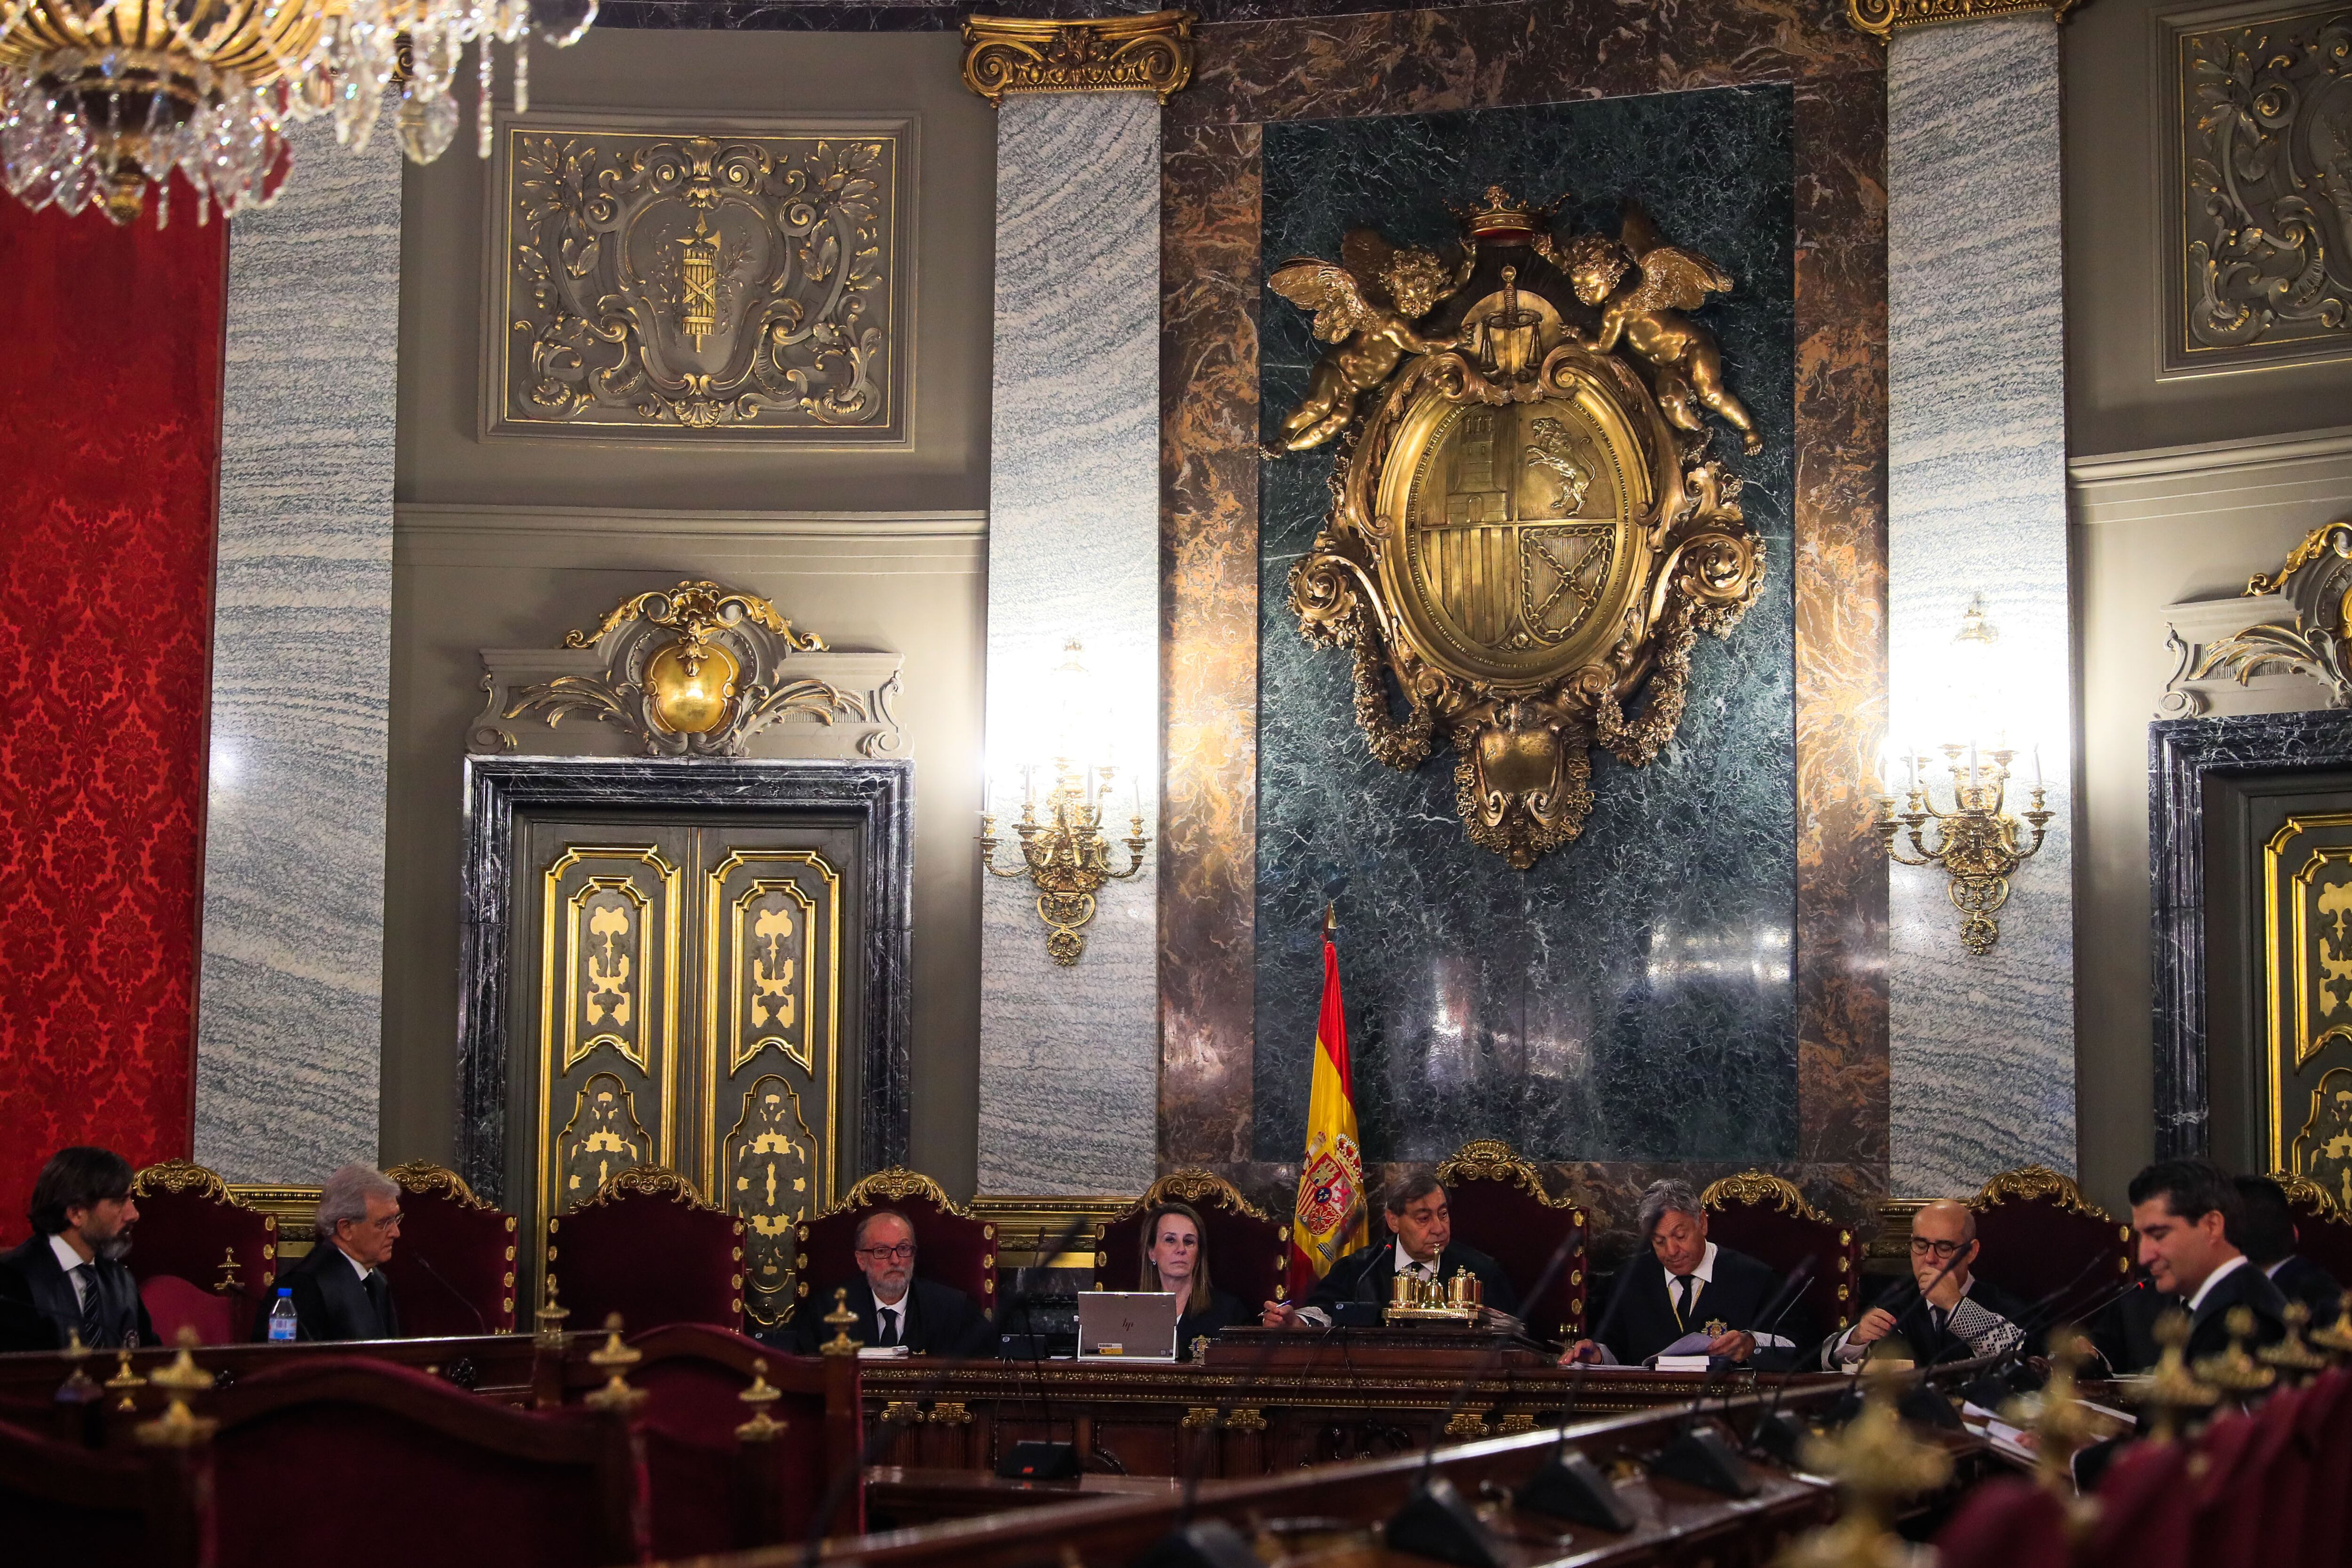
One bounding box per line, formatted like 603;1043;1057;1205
1825;1199;2029;1368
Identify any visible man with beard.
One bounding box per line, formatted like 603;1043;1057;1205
771;1209;992;1356
0;1146;156;1352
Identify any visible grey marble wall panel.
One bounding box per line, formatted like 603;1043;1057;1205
1886;16;2074;1194
977;93;1163;1194
195;121;402;1182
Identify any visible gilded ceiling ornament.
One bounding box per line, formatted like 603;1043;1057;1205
1844;0;2081;39
1271;189;1768;869
496;127;899;438
960;10;1197;105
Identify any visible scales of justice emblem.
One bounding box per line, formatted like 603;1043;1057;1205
1272;186;1767;868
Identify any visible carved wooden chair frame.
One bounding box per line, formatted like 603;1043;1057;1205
549;1163;747;1328
1435;1139;1589;1332
1700;1170;1859;1329
1096;1168;1287;1298
131;1158;279;1299
795;1167;998;1319
388;1159;523;1330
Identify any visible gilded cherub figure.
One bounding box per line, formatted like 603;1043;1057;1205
1266;230;1463;454
1561;206;1760;454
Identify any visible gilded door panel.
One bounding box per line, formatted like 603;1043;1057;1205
532;841;685;1281
2265;811;2352;1182
703;842;843;1329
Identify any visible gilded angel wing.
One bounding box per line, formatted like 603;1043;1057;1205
1340;228;1399;303
1625;247;1735;314
1269;258;1376;342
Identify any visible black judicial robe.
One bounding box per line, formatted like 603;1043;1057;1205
1304;1242;1520;1318
1827;1273;2033;1367
2090;1261;2286;1374
0;1235;153;1353
771;1275;993;1358
2268;1254;2344;1323
1593;1245;1793;1365
1176;1288;1249;1361
260;1244;402;1342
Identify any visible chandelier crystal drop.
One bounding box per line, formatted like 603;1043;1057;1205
0;0;597;228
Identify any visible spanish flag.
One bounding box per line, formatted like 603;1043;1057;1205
1288;917;1368;1300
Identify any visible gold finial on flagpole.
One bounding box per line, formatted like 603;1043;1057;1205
1325;902;1337;935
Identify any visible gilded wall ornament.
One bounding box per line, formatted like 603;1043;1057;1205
1272;190;1767;869
2193;517;2352;706
960;10;1196;105
474;579;907;760
1844;0;2079;39
490;121;902;440
2164;5;2352;375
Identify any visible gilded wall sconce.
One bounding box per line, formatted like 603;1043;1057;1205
977;641;1151;965
1876;597;2053;955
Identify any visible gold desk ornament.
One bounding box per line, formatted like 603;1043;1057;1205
2261;1300;2331;1380
977;639;1152;964
820;1286;864;1356
1272;189;1767;868
104;1348;146;1412
961;10;1197;105
584;1313;649;1412
2312;1302;2352;1359
135;1329;218;1449
2130;1311;2220;1443
2193;1305;2278;1398
736;1359;787;1441
535;1278;572;1352
1844;0;2083;40
1998;1326;2102;1497
1775;1357;1953;1568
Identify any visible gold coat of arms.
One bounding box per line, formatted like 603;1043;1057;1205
1272;187;1768;869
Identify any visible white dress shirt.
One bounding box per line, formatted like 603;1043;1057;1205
2185;1252;2249;1315
48;1233;92;1309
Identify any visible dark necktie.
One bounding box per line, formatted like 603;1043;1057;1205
1673;1274;1696;1329
877;1305;900;1347
74;1262;106;1348
1928;1305;1947;1341
363;1271;390;1336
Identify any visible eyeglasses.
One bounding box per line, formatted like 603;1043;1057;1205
1908;1237;1965;1260
345;1211;403;1234
856;1243;916;1262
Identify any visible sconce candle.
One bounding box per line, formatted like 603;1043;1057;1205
977;639;1152;965
1874;741;2053;955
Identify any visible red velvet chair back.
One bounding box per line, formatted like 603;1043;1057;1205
127;1160;277;1341
2296;1369;2352;1568
1700;1172;1862;1334
2185;1409;2271;1568
206;1356;648;1568
383;1162;519;1336
0;1415;202;1568
579;1322;862;1552
2281;1175;2352;1298
796;1170;996;1328
1433;1140;1588;1340
1933;1478;2069;1568
550;1165;745;1335
2082;1438;2192;1568
1096;1170;1287;1312
140;1274;241;1347
1968;1165;2134;1335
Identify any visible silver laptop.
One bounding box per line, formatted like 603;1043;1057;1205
1076;1290;1181;1361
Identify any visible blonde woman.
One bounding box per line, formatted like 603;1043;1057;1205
1141;1201;1247;1361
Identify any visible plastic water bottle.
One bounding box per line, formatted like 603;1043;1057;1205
268;1288;297;1342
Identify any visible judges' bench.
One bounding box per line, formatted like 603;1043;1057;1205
858;1326;1863;1480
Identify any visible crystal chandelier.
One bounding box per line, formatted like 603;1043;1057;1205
0;0;596;228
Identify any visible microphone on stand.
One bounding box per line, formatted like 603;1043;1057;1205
407;1253;490;1335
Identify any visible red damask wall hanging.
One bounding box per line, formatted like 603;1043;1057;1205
0;196;225;1241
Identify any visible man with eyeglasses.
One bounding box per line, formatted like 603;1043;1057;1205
259;1163;406;1341
773;1208;991;1357
1823;1198;2026;1368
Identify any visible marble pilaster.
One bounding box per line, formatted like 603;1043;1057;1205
977;91;1163;1194
194;121;402;1180
1886;14;2074;1193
